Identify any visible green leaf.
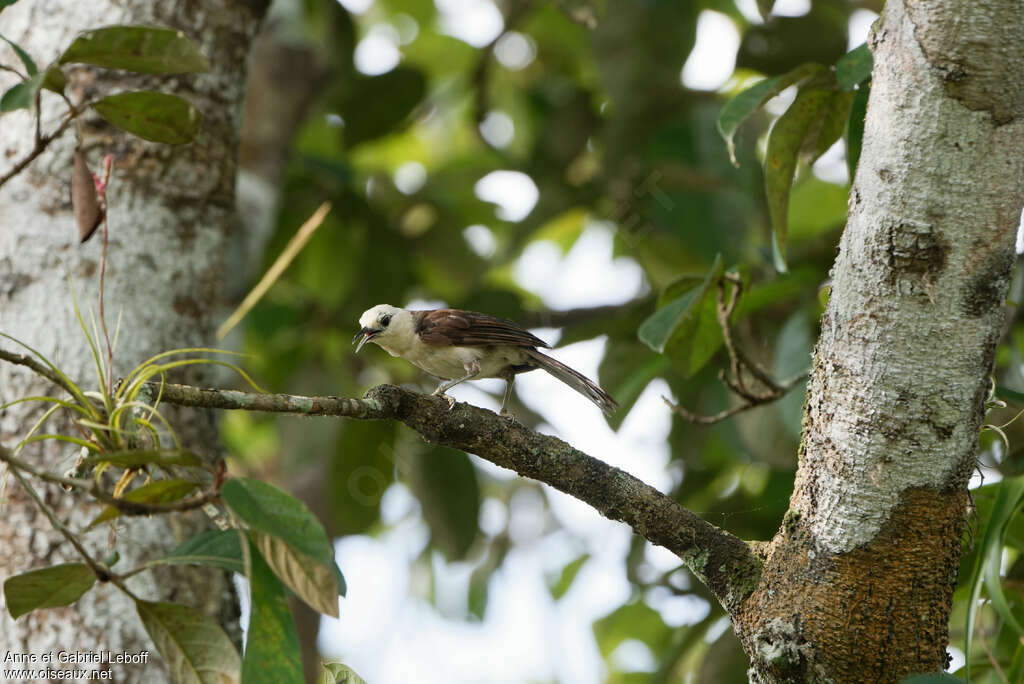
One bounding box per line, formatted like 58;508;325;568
91;91;202;144
59;25;209;74
638;256;725;376
964;475;1024;681
87;478;200;529
222;478;339;614
754;0;774;20
549;554;588;600
997;385;1024;406
41;64;66;94
330;421;396;535
81;448;204;469
251;531;339;617
136;599;241;684
764;84;848;272
0;0;21;14
161;530;245;574
846;82;870;181
1;33;37;75
4;563;96;619
407;446;481;560
320;663;368;684
773;310;812;438
243;535;303;684
333;561;347;598
0;71;44;112
809;90;854;162
221;478;333;565
593;599;672;658
334;66;426;148
717;63;826;165
835;43;873;91
787;176;849;241
599;340;670;431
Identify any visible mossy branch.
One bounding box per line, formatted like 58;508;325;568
154;381;762;612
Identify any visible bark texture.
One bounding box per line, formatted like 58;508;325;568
0;1;265;680
735;0;1024;681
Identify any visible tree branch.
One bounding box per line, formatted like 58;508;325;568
155;381;761;611
0;346;79;396
0;446;221;515
0;106;82;190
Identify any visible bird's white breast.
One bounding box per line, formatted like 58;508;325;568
397;338;530;380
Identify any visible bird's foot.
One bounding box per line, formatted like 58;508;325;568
435;392;456;411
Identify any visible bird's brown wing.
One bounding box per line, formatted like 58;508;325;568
414;309;550;348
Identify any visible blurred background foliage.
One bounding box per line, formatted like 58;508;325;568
220;0;1024;681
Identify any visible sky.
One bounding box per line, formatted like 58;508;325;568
301;1;884;681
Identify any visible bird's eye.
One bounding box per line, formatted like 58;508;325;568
380;314;392;327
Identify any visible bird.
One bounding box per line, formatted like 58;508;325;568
353;304;618;416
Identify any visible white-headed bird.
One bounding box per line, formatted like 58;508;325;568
354;304;617;415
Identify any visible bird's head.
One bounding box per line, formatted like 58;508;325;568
353;304;409;353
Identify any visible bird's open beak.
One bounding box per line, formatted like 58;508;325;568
353;327;380;353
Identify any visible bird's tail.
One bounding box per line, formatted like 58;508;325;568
526;349;618;416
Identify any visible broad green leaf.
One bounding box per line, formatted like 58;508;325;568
530;207;588;254
407;446;481;560
835;43;873;91
846;82;870;181
161;530;245;574
468;563;490;620
787;176;849;241
658;274;705;306
982;483;1024;637
222;478;341;614
221;478;334;566
251;531;339;617
4;563;96;619
320;663;368;684
593;599;672;658
717;63;826;165
549;554;589;600
964;475;1024;681
997;385;1024;405
773;310;812;439
330;421;396;536
41;64;66;94
754;0;774;20
599;340;670;431
136;600;240;684
764;86;838;272
1;33;36;75
0;71;44;112
638;256;725;376
81;448;204;469
243;536;303;684
334;66;426;148
59;25;209;74
87;478;200;529
809;90;854;162
333;561;347;598
734;266;821;317
91;91;202;144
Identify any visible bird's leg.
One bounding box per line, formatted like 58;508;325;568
432;360;481;410
499;371;515;417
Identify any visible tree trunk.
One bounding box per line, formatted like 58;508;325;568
734;0;1024;680
0;2;265;681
